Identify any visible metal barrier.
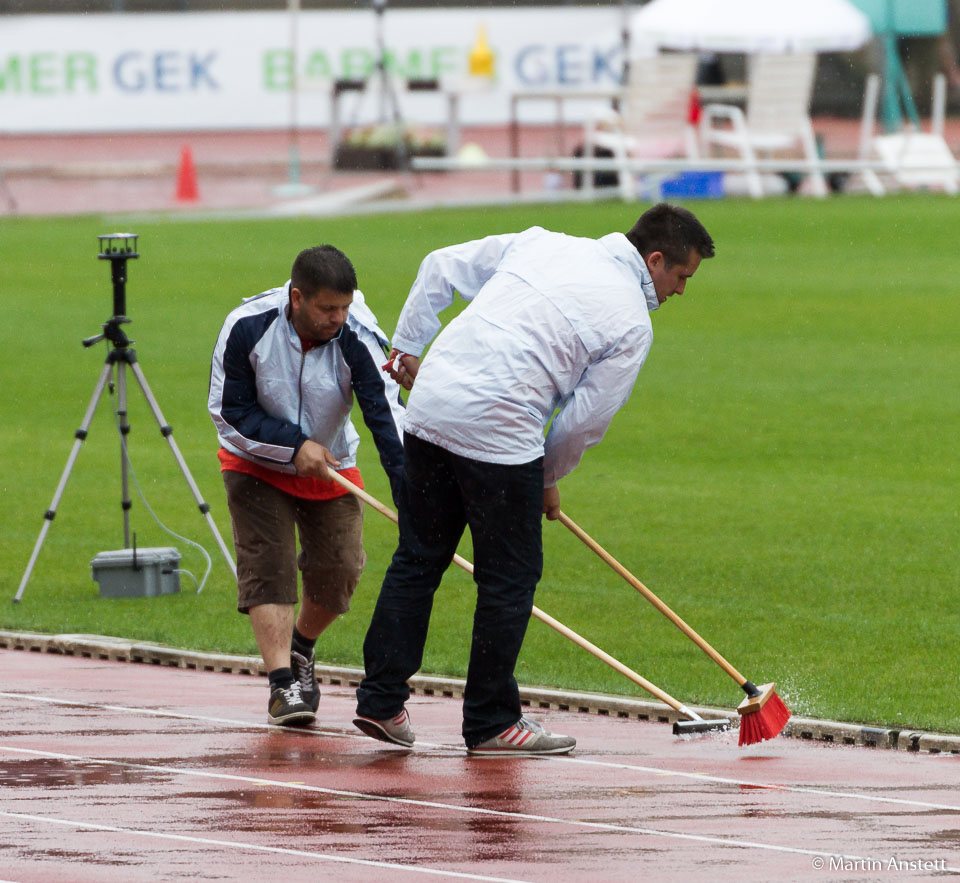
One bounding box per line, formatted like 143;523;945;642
410;154;960;199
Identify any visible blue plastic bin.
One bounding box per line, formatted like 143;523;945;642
659;171;724;199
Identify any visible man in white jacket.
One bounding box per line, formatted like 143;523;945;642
209;245;405;728
353;203;715;755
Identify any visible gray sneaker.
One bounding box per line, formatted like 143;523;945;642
467;716;576;756
290;649;320;712
353;708;415;747
267;681;316;727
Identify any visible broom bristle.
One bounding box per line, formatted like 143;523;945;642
738;691;791;747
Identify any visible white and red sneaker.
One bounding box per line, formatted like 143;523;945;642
467;716;575;756
353;708;415;747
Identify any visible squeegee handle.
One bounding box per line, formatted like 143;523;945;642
326;471;693;715
557;510;748;688
328;471;397;520
524;605;692;714
451;549;688;713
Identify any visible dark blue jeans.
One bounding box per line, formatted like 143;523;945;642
356;432;544;748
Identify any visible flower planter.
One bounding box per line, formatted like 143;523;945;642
333;144;446;171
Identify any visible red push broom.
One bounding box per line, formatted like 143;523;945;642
557;511;790;746
327;471;729;735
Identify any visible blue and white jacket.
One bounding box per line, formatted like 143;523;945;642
208;283;405;503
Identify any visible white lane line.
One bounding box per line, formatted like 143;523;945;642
0;691;347;736
537;754;960;813
0;810;529;882
2;691;958;813
3;744;958;873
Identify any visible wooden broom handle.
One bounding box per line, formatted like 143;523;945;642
557;510;748;687
327;471;693;715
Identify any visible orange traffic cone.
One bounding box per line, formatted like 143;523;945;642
175;145;199;202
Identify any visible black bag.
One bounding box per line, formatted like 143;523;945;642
572;143;619;189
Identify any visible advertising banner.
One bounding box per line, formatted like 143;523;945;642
0;7;626;133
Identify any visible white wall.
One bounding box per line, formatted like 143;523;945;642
0;8;628;133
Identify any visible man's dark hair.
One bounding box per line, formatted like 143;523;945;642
291;245;357;296
625;203;715;266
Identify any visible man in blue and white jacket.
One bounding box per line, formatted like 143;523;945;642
209;245;404;727
354;204;715;755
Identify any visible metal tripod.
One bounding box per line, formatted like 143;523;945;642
371;0;409;169
13;234;237;603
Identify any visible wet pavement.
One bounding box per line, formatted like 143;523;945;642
1;648;959;880
4;117;958;218
0;125;587;218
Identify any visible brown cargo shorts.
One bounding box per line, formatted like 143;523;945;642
222;470;365;615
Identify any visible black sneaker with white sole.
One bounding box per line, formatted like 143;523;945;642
267;681;316;727
290;649;320;712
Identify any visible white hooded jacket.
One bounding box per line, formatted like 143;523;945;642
392;227;657;486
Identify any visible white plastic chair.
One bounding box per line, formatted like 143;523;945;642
855;73;886;196
861;73;958;195
700;52;828;198
583;53;699;200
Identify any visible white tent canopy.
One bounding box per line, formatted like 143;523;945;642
625;0;873;54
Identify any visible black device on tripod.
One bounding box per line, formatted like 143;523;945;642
13;233;236;603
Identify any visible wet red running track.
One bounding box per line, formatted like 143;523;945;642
2;648;959;881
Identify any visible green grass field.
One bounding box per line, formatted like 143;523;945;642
2;196;958;732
